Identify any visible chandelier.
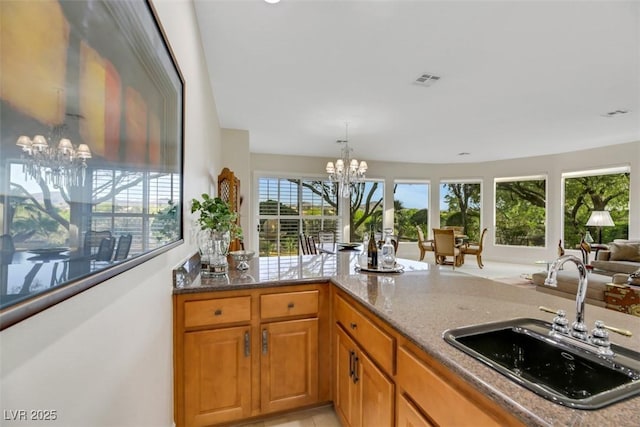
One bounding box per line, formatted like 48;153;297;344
16;124;92;188
325;124;368;198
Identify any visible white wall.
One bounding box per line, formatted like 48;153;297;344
0;1;220;426
251;141;640;264
221;129;251;249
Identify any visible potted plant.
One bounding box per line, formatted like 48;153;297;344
191;194;242;275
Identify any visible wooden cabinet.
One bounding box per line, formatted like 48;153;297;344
334;293;394;373
396;343;523;427
260;318;318;412
334;296;394;427
396;394;434;427
334;289;523;427
174;284;329;427
184;327;251;427
175;284;525;427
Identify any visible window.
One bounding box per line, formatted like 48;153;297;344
91;169;180;254
439;181;481;242
349;180;384;242
8;163;68;249
393;181;429;242
257;176;339;256
563;168;630;247
494;176;546;247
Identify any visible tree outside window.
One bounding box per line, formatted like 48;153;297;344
563;169;629;248
393;182;429;242
495;177;546;247
439;182;481;242
350;180;384;242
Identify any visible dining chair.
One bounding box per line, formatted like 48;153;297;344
84;230;112;258
113;234;133;261
95;237;116;262
415;226;434;261
432;228;462;269
442;225;464;235
298;233;318;255
461;228;487;269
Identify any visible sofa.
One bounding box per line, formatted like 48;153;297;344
591;240;640;276
532;239;640;307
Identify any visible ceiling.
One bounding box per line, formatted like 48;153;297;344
193;0;640;164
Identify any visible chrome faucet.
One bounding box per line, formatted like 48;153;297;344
545;255;589;340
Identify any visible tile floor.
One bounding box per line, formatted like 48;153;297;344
235;405;341;427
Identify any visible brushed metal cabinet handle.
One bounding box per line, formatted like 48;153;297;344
353;354;360;384
244;331;250;357
262;329;268;354
349;350;355;379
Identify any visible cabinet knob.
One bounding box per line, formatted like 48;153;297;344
350;322;357;329
214;309;222;316
287;302;295;309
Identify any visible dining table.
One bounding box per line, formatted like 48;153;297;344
0;248;102;310
316;242;362;254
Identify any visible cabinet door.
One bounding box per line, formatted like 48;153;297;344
184;327;251;427
335;327;361;427
359;350;394;427
261;318;319;413
335;325;394;427
397;394;435;427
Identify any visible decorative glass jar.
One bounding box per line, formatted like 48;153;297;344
380;228;396;270
198;229;230;276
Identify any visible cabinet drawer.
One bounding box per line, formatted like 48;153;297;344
260;290;319;319
184;296;251;328
397;346;501;427
335;295;394;374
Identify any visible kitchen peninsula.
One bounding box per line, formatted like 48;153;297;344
173;253;640;427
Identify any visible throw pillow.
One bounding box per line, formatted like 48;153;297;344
609;242;640;262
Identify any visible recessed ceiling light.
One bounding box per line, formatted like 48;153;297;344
265;0;281;4
601;109;629;118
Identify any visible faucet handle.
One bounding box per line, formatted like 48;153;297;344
591;321;612;353
596;320;633;337
539;306;570;334
538;306;559;315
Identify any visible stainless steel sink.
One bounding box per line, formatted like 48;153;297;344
443;318;640;409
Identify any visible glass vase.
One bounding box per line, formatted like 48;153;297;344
198;229;231;276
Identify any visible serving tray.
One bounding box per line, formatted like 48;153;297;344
355;263;404;273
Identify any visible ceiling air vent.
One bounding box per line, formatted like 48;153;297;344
601;109;629;118
414;73;441;87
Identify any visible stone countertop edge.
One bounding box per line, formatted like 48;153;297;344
330;271;640;427
172;262;640;427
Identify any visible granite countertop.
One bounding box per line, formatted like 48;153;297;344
173;251;430;293
172;253;640;426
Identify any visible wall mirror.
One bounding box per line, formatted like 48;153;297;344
0;0;184;329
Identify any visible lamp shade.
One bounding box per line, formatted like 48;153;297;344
586;211;615;227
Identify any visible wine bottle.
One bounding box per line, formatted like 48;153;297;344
368;229;378;269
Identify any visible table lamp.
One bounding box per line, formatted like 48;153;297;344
586;211;615;244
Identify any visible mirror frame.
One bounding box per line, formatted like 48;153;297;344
0;0;184;330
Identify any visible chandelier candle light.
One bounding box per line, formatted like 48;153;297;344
325;124;368;198
16;124;92;188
